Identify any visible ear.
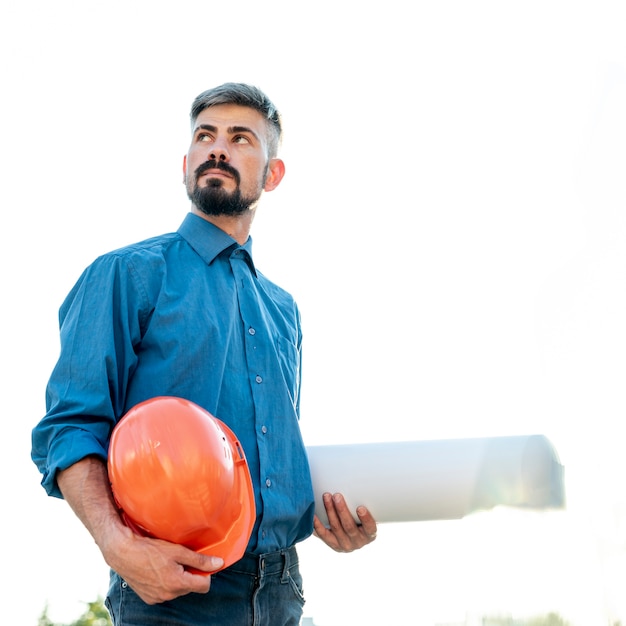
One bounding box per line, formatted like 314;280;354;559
263;158;286;192
182;155;188;184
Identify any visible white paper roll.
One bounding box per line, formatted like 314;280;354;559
306;434;565;526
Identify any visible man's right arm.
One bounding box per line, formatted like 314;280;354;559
57;457;223;604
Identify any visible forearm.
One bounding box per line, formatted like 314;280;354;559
56;455;129;566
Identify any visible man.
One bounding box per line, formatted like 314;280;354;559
31;83;377;625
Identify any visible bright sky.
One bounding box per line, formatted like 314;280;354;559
3;1;626;625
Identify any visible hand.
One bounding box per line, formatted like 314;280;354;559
313;492;378;553
103;524;224;604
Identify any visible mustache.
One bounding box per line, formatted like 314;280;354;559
194;159;240;185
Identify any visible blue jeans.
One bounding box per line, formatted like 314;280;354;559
105;546;305;626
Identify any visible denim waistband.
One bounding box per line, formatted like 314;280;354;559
227;546;298;578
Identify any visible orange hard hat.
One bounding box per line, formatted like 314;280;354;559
108;396;255;573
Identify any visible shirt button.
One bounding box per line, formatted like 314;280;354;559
266;478;272;487
248;327;256;335
255;375;263;384
261;425;268;434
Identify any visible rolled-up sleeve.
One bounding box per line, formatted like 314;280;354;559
32;253;147;498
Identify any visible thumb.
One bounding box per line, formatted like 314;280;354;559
184;551;225;576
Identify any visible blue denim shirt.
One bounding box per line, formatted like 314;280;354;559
31;212;315;553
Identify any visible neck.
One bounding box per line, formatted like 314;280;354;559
191;207;255;245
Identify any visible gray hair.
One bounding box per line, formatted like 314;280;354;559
190;83;282;158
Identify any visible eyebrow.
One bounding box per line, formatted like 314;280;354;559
194;124;261;142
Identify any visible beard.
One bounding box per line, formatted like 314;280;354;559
187;160;265;217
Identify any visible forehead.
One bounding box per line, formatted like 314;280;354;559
192;103;268;134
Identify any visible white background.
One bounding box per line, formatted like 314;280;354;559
2;1;626;624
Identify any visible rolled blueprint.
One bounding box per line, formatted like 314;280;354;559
306;434;565;526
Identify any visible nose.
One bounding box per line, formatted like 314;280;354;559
208;138;229;162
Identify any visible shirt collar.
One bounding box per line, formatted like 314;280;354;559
177;212;257;275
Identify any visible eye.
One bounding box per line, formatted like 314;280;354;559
197;133;212;142
233;135;251;144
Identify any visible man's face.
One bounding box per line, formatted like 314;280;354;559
183;103;278;217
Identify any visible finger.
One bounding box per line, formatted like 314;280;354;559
322;493;344;532
331;494;368;539
319;497;355;550
329;493;358;528
185;551;224;575
328;494;370;551
312;514;342;551
355;506;378;539
325;494;360;550
312;514;329;537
